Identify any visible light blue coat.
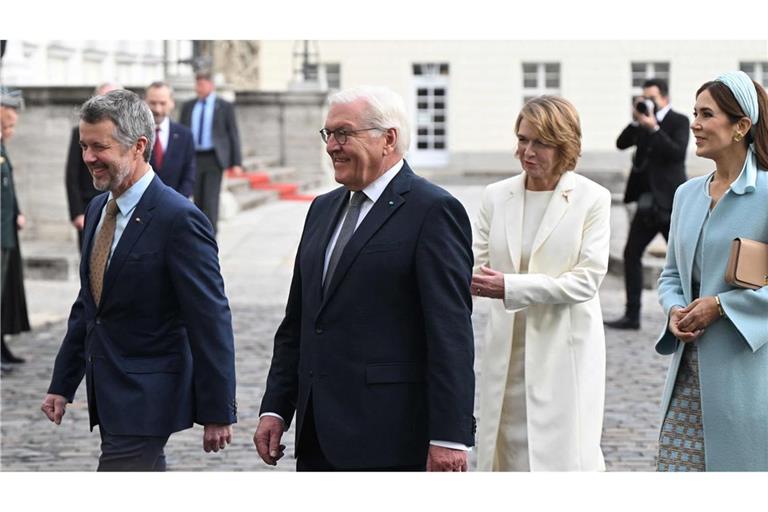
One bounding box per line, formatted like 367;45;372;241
656;151;768;471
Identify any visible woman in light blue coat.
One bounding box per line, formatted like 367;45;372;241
656;71;768;471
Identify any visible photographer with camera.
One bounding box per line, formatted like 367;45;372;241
605;78;689;330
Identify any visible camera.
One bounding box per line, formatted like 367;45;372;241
635;98;656;115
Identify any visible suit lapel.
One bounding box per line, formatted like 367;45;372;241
530;171;575;257
99;177;160;306
320;165;413;307
504;175;526;272
307;187;349;304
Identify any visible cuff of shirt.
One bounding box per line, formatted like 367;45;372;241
259;412;286;430
430;440;471;451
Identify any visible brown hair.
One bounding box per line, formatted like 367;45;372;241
696;79;768;169
515;95;582;175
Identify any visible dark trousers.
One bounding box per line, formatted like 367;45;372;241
97;427;170;472
623;210;671;319
296;399;425;472
193;151;223;235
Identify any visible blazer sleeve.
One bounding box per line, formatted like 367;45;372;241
648;113;689;163
718;277;768;353
65;127;85;220
655;187;688;355
415;194;476;446
502;188;611;310
258;199;318;428
224;102;242;168
48;197;98;400
167;206;237;425
616;123;640;150
177;130;196;198
47;288;88;401
471;185;493;273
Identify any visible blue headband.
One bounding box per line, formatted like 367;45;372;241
715;71;759;125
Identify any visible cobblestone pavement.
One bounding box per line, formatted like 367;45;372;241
1;184;671;471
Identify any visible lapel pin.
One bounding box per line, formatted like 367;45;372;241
135;217;141;223
388;200;394;207
561;191;570;203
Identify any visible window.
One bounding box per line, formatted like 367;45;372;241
522;63;560;103
412;63;449;161
631;61;670;101
740;62;768;88
324;63;341;90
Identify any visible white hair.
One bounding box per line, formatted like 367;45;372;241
328;85;411;155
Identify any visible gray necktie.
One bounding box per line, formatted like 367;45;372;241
324;191;366;291
89;198;119;306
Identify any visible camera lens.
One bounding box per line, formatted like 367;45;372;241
636;101;648;114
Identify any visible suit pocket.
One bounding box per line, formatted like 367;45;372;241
125;252;160;263
366;363;424;384
360;241;402;255
124;354;182;374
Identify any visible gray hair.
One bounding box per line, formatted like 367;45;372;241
146;81;174;97
80;90;155;162
93;82;122;96
328;86;411;154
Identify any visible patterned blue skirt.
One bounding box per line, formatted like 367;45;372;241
657;343;706;471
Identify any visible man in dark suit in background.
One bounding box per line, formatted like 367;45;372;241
254;86;475;471
42;90;236;471
180;72;242;235
605;78;689;330
145;81;195;198
65;83;121;251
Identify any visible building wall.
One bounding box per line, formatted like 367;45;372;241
1;40;193;88
257;40;768;171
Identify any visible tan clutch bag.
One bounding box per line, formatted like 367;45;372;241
724;238;768;290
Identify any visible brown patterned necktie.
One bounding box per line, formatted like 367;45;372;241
89;198;119;306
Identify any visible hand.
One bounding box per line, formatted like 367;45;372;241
41;394;68;425
471;266;505;299
427;445;468;472
668;306;704;344
72;214;85;231
677;297;720;334
203;424;233;453
227;165;244;176
636;110;658;131
253;416;286;466
16;214;25;230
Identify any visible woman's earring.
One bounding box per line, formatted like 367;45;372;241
733;132;744;142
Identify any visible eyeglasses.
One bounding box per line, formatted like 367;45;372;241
319;127;380;145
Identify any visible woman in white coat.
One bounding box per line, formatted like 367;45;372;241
472;96;611;471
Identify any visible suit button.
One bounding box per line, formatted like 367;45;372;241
95;318;102;325
88;355;93;362
315;328;323;334
309;371;314;377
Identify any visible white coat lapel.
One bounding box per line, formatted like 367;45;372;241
530;171;575;257
504;174;526;272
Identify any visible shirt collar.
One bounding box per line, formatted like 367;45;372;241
360;159;404;203
730;148;758;195
108;168;156;215
656;104;671;122
157;116;170;133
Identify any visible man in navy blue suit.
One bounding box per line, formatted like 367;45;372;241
145;82;195;198
41;90;236;471
254;86;475;471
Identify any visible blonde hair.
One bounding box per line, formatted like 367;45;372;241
515;95;582;175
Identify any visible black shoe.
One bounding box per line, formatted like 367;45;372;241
0;350;25;364
604;316;640;330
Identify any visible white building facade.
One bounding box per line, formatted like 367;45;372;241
257;40;768;172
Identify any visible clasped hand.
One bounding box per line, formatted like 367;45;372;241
668;296;721;343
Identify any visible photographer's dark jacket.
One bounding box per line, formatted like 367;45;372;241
617;107;690;213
